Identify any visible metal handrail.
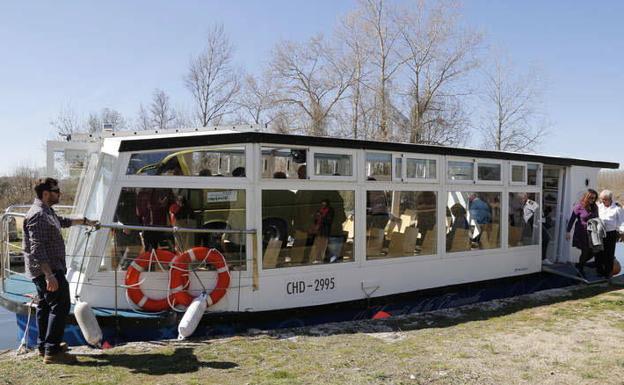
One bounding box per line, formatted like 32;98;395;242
0;211;259;294
4;204;74;213
99;222;257;235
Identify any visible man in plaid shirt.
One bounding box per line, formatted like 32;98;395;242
23;178;97;364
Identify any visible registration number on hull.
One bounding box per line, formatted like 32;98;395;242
285;276;336;296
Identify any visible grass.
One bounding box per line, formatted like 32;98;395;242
2;283;624;385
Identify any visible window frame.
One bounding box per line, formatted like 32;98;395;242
443;187;504;258
404;154;440;184
509;162;528;185
527;163;542;187
446;157;476;184
122;144;252;182
364;151;396;183
475;159;504;185
309;147;357;181
259;144;309;181
506;190;542;249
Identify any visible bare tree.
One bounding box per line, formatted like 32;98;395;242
185;24;240;127
480;56;548;152
236;72;279;127
87;108;127;133
0;164;40;207
355;0;405;140
270;35;355;136
136;104;152;131
150;89;176;130
396;1;481;145
50;104;82;139
337;8;374;139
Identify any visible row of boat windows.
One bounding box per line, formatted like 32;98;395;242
97;187;540;272
125;147;540;184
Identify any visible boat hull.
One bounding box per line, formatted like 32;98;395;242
14;272;576;347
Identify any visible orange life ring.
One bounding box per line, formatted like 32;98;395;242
169;247;230;308
125;249;179;312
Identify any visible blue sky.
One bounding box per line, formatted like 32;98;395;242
0;0;622;175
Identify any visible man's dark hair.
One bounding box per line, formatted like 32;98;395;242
34;177;60;199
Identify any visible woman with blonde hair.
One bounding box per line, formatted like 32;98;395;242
566;189;599;277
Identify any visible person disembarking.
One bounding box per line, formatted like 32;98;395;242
596;189;624;278
566;189;599;277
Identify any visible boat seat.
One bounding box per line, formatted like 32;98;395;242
450;229;471;252
509;226;523;247
367;228;385;257
419;229;436;255
263;239;282;269
290;230;309;265
309;236;329;263
387;227;419;257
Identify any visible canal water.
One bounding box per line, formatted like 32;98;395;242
1;245;623;350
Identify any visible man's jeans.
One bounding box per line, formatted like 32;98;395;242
32;271;70;355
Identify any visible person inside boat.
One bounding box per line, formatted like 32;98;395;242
232;166;246;177
169;194;194;252
542;206;553;263
136;187;174;251
415;191;436;246
520;193;539;244
366;178;390;230
156;156;184;176
596;189;624;278
24;178;97;364
566;189;599;277
112;188;142;269
468;193;492;244
446;202;469;251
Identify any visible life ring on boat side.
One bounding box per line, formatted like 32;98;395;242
169;247;230;308
125;249;178;312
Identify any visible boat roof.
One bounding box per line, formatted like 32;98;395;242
115;131;619;169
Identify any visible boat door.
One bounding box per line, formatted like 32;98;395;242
542;165;567;262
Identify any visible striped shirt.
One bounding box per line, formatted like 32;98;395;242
23;199;72;278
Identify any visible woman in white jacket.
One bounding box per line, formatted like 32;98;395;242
597;190;624;278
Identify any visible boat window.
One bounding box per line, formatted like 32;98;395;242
527;163;540;186
101;187;247;272
447;160;474;181
67;153;108;272
508;192;541;247
84;154;115;220
261;189;355;269
366;152;392;181
313;152;353;177
262;147;307;179
446;191;501;252
127;147;246;177
511;164;526;183
366;190;437;259
406;158;437;180
477;162;501;182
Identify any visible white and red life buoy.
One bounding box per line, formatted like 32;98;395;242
169;247;230;308
125;249;178;312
